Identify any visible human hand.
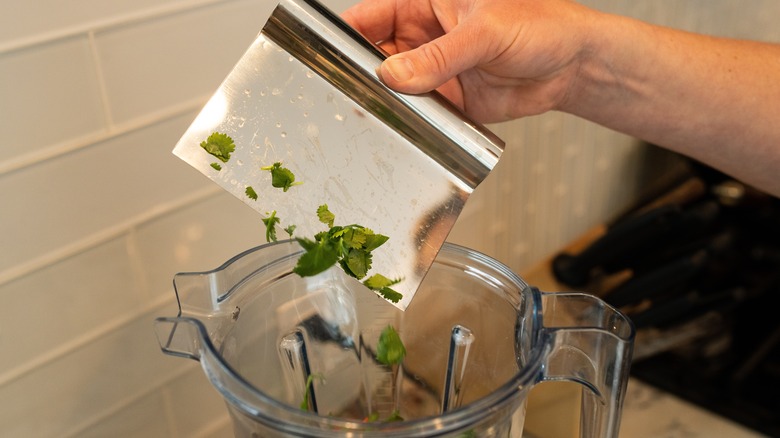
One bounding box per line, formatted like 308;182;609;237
341;0;601;123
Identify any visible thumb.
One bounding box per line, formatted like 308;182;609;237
379;25;485;94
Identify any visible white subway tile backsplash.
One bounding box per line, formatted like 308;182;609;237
132;192;267;300
75;390;172;438
0;237;143;378
94;0;268;125
0;305;185;438
166;366;232;437
0;36;106;163
0;0;189;47
0;1;778;437
197;421;235;438
0;111;208;275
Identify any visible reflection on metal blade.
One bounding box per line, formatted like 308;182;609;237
173;0;503;310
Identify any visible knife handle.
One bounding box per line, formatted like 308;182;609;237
552;204;683;287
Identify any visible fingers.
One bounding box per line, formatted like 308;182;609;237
379;22;487;94
341;0;398;45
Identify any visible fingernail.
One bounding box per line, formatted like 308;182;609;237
383;57;414;82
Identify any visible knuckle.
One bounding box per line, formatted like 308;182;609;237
419;42;451;74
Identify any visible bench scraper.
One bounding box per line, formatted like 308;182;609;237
172;0;503;310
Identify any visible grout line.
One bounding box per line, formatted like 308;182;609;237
59;354;199;438
0;184;222;289
87;30;115;129
161;386;182;438
0;94;207;177
193;415;233;438
0;293;176;388
0;0;234;55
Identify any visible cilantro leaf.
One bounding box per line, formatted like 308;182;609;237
363;274;402;290
363;274;404;303
340;248;372;279
245;186;258;201
284;224;296;238
293;237;340;277
200;132;235;163
300;373;324;411
376;325;406;366
261;162;302;192
210;162;222;171
363;233;389;251
262;211;280;242
377;287;403;303
340;227;368;249
317;204;335;228
384;410;404;422
292;206;404;305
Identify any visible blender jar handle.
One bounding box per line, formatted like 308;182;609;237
536;289;635;438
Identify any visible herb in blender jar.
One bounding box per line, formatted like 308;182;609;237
245;186;258;201
376;325;406;366
299;373;324;411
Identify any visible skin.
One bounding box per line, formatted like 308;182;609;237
342;0;780;197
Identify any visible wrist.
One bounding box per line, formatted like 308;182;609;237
558;12;648;120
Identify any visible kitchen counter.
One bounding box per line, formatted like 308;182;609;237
520;229;769;438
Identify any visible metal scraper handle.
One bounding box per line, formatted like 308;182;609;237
264;0;504;190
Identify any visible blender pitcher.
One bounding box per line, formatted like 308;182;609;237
155;241;634;437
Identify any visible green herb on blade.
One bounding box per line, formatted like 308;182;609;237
262;162;302;192
200;132;235;163
363;274;403;304
245;186;258;201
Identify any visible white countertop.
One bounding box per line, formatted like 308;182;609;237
619;379;767;438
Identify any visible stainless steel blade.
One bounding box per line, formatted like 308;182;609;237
172;0;503;310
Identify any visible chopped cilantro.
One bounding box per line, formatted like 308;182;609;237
294;206;391;279
262;210;280;242
200;132;235;163
376;325;406;366
341;248;371;279
363;274;404;303
317;204;335;228
210;162;222;171
364;412;380;422
292;206;402;303
293;236;341;277
384;409;404;422
261;162;302;192
363;410;404;423
299;373;324;411
245;186;258;201
284;224;296;238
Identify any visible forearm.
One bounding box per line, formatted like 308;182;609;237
564;13;780;196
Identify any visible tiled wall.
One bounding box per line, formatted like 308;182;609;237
1;1;777;437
